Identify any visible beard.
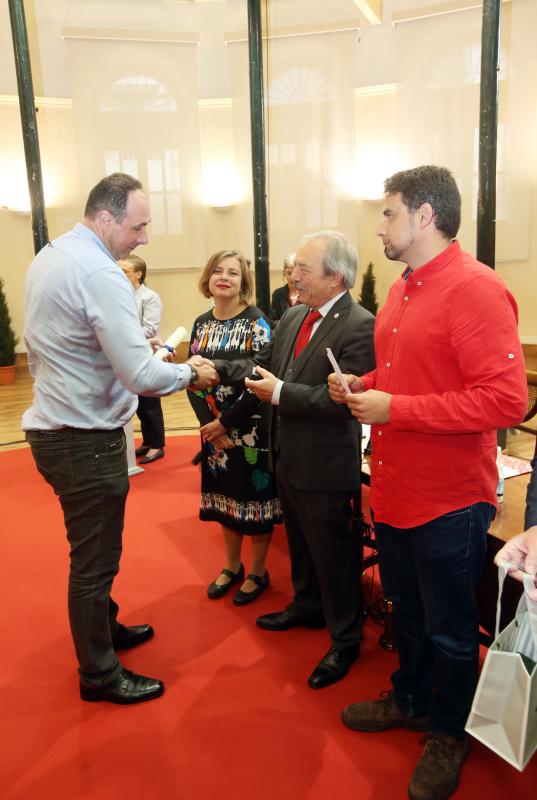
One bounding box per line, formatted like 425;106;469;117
384;244;403;261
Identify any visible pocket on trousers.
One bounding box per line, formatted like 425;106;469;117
29;447;75;497
94;436;128;482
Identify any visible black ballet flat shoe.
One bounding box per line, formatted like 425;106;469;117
138;449;164;464
207;563;245;599
233;571;270;606
80;668;164;705
112;624;154;651
135;445;150;456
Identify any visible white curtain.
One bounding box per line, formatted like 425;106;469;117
65;34;205;268
395;1;536;262
229;27;358;263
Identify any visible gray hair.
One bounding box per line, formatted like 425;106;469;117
283;253;296;269
302;229;357;289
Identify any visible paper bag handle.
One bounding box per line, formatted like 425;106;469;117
496;559;537;647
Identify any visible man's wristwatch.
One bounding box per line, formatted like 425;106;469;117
188;364;199;386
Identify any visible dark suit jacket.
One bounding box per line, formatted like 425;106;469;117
214;291;375;494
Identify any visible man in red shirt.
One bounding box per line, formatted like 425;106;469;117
329;166;527;800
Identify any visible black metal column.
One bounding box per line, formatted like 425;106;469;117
247;0;270;315
8;0;49;254
476;0;501;270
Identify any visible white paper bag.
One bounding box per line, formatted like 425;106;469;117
466;563;537;770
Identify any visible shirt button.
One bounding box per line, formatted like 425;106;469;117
392;328;398;333
378;460;383;465
386;362;391;367
417;281;422;286
403;296;409;301
378;430;382;436
508;353;514;359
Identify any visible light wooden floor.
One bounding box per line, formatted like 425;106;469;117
2;361;535;542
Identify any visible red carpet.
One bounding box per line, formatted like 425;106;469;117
0;436;534;799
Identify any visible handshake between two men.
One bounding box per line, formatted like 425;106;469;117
148;336;219;391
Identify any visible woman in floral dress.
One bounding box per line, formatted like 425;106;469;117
188;250;281;605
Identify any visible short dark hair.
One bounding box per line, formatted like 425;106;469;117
384;166;461;239
84;173;143;223
121;254;147;283
199;250;253;302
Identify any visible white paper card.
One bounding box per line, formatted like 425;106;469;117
326;347;351;395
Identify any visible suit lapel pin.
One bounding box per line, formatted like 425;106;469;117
333;312;340;319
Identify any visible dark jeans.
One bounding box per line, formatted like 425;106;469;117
137;395;165;449
26;427;130;687
374;502;494;738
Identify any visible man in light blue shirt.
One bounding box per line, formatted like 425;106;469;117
23;173;216;705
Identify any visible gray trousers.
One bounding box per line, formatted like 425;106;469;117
26;427;129;687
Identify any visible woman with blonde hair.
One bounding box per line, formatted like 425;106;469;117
188;250;281;604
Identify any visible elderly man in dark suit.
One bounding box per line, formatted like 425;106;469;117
210;230;375;688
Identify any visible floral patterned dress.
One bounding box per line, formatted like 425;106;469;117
188;305;282;534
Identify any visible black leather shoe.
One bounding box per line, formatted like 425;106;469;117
233;571;270;606
308;644;360;689
138;448;164;464
135;445;150;456
80;668;164;705
207;563;245;599
112;624;154;651
256;603;325;631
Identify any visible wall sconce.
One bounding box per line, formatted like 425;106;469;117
0;163;31;213
352;149;400;202
202;163;242;209
0;161;58;213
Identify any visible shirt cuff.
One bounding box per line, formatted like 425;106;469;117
271;379;284;405
174;363;193;392
389;394;412;430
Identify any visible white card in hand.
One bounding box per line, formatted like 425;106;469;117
326;347;351;395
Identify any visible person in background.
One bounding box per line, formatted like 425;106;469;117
269;253;300;327
188;250;282;605
120;255;165;464
495;442;537;600
23;172;217;706
328;165;527;800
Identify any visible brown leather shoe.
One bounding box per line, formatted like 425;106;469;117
408;734;469;800
342;690;429;733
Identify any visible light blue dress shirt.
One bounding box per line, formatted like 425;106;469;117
22;223;191;430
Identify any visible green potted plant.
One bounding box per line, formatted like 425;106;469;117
0;277;17;385
358;261;378;316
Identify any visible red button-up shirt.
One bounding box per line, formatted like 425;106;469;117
362;241;528;528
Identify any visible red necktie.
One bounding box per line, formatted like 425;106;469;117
294;309;322;358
